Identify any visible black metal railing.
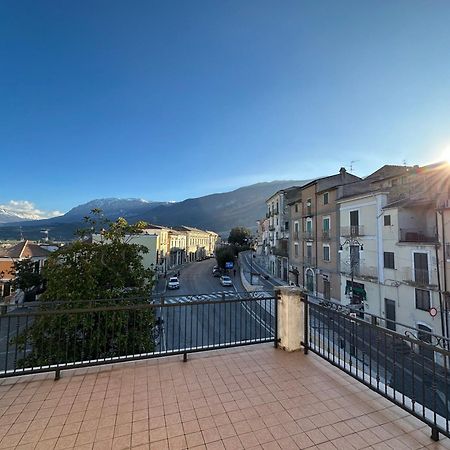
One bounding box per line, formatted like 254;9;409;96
302;295;450;441
400;228;438;243
0;291;276;378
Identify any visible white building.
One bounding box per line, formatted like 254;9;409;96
338;182;443;337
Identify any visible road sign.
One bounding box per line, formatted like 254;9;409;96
429;307;438;317
225;261;234;269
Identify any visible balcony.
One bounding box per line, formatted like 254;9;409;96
321;229;331;241
341;225;365;237
0;292;447;449
268;225;275;231
399;228;438;244
304;256;316;267
402;267;436;287
340;262;378;280
303;230;314;241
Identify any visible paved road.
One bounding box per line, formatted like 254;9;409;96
155;258;275;353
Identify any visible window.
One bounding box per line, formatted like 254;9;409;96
306;244;312;260
323;245;330;262
294;222;299;234
306;219;312;232
323;280;331;300
294;243;299;257
322;217;330;240
295;203;298;213
415;289;431;311
384;252;395;269
323;192;329;205
285;221;289;231
384;215;391;226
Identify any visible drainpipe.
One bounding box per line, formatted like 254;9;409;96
438;210;449;340
435;211;446;339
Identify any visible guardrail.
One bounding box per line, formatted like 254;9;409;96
302;295;450;441
0;292;276;379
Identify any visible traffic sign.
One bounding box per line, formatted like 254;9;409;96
429;307;438;317
225;261;234;269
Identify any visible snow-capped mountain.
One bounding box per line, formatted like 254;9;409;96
0;208;39;223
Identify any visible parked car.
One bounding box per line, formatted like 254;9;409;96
213;270;221;277
167;277;180;290
220;275;233;287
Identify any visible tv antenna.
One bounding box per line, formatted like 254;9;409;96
349;160;359;173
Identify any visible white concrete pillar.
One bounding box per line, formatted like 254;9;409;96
276;286;304;352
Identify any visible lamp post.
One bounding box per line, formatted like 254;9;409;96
339;238;364;357
338;238;364;306
0;271;4;298
250;252;256;285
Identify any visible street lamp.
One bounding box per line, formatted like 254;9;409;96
339;238;364;357
338;238;364;306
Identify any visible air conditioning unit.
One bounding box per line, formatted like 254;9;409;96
315;268;322;275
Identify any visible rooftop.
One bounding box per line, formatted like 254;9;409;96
0;344;447;450
0;241;50;259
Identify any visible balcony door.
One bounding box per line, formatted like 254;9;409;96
384;298;396;331
350;210;359;235
413;252;429;285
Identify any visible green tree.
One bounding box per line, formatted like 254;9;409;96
228;227;252;247
11;259;43;293
14;211;156;368
215;246;236;269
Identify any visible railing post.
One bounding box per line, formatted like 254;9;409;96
431;427;439;441
302;293;309;355
274;291;279;348
54;369;61;381
276;286;303;352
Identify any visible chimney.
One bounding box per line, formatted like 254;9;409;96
339;167;346;180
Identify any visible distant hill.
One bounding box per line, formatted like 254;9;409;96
0;180;308;240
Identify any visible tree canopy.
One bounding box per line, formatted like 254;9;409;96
228;227;253;247
14;211;156;368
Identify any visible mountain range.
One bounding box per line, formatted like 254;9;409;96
0;180;308;240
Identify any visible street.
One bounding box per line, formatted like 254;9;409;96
155;258;275;353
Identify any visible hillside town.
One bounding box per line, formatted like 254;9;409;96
256;161;450;341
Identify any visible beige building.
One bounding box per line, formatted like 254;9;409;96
168;229;187;268
143;225;171;274
174;226;218;262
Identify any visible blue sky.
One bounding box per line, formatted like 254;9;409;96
1;0;450;216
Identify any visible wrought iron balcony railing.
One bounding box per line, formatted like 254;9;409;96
399;228;438;243
341;225;365;237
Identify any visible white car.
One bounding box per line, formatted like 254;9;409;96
167;277;180;290
220;276;233;287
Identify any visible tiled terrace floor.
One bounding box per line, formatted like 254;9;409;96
0;344;449;450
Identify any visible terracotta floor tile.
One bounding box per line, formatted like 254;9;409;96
1;345;449;450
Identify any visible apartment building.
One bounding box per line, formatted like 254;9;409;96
265;188;297;281
289;168;360;301
173;226;218;262
143;224;171;274
168;229;187;268
338;162;450;338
